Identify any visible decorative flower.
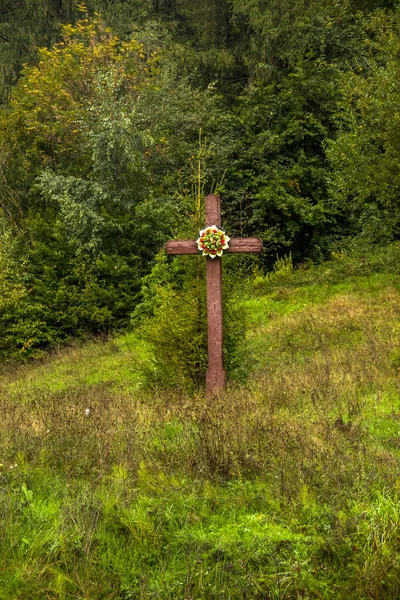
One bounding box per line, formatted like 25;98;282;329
196;226;230;258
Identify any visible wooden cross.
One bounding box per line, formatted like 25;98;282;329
165;194;263;395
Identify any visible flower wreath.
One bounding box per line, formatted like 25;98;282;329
196;226;230;258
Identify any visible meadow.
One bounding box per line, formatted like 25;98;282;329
1;246;400;599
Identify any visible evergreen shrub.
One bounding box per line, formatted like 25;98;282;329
131;252;248;391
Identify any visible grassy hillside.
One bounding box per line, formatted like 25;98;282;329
1;247;400;599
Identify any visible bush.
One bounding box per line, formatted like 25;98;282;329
132;252;247;391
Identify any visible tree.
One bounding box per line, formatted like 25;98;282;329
326;8;400;244
0;0;76;101
0;14;226;358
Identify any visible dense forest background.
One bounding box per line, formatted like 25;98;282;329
0;0;399;360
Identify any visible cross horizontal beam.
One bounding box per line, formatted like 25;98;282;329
165;238;263;255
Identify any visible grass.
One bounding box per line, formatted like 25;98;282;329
0;332;152;397
1;246;400;599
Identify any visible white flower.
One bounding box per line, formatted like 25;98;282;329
85;408;90;417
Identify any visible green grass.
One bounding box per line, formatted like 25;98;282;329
1;247;400;599
0;332;153;398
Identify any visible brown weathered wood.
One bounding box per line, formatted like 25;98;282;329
206;253;226;394
227;238;263;253
165;238;263;255
165;194;263;396
165;240;198;255
205;194;221;226
204;195;225;394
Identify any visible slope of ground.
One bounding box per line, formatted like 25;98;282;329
1;246;400;599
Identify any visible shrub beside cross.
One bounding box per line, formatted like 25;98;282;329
166;194;263;395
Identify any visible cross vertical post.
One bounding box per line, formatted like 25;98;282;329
204;195;226;393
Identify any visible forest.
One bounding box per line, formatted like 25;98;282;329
0;0;399;362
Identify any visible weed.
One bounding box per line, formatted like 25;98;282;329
1;252;400;598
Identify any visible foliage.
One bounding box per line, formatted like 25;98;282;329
133;253;209;390
219;4;400;264
222;61;338;262
0;0;77;102
1;257;400;597
326;7;400;244
0;15;226;359
2;2;400;595
2;0;400;361
132;252;247;391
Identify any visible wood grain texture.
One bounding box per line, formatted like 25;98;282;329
227;238;263;253
205;194;221;226
205;256;226;394
165;240;198;254
165;238;263;255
